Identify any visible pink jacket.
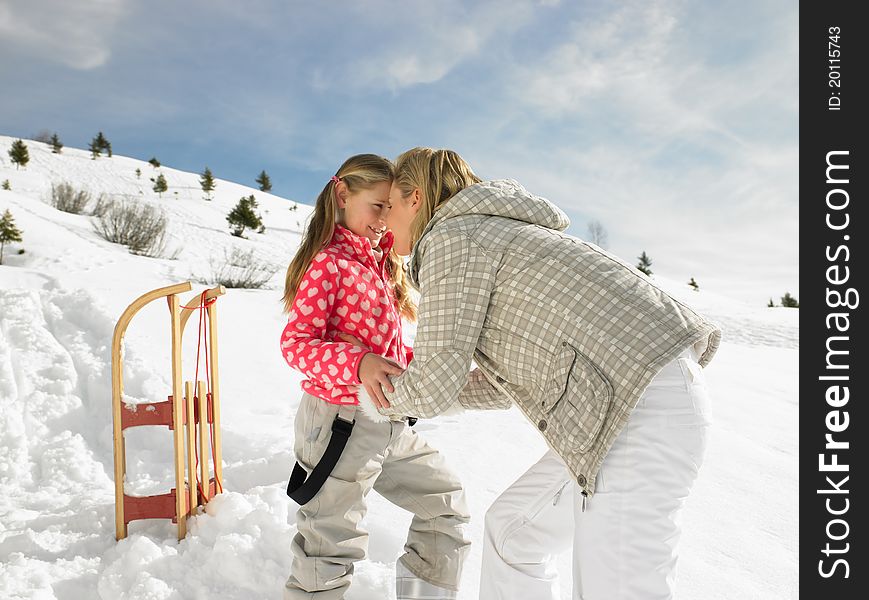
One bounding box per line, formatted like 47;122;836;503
280;225;412;405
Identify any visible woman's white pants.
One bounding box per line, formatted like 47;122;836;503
480;351;712;599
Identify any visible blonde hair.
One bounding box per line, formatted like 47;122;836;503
282;153;417;321
393;147;482;248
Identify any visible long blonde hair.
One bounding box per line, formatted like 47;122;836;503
393;147;482;249
282;153;417;321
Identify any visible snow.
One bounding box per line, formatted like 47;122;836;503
0;135;798;599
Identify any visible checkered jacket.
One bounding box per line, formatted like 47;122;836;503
381;179;721;496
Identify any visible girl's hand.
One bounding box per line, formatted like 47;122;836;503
338;332;402;409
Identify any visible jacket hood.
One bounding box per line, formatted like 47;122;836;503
409;179;570;283
426;179;569;234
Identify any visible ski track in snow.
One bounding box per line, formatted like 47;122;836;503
0;136;798;599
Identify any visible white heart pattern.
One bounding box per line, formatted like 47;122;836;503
309;269;322;280
299;303;314;316
312;317;325;328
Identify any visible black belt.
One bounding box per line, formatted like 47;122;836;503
286;412;417;504
286;414;355;504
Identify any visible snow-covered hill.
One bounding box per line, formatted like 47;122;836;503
0;135;798;599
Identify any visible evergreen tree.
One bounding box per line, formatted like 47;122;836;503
688;277;699;291
226;194;263;237
636;251;653;276
148;157;161;168
767;298;775;308
50;133;63;154
95;131;112;156
8;139;30;169
2;180;10;190
135;168;142;178
89;137;102;159
0;209;24;265
153;173;168;198
200;167;216;200
781;292;799;308
256;170;272;192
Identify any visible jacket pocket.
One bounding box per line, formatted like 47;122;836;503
542;342;613;454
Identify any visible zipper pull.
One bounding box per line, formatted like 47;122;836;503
580;491;588;513
552;482;568;506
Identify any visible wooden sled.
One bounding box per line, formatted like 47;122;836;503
111;282;225;540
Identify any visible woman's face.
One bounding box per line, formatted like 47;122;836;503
386;183;420;256
338;181;391;247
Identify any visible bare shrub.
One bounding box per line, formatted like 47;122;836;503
33;130;53;144
50;182;94;214
91;193;111;218
92;199;170;257
207;246;278;289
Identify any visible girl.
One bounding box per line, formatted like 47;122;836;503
368;147;721;599
279;154;469;600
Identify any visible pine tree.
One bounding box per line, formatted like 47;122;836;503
226;194;263;237
135;168;142;178
200;167;216;200
256;170;272;192
153;173;168;198
0;209;24;265
636;251;653;276
8;139;30;169
148;157;161;168
50;133;63;154
95;131;112;156
767;298;775;308
688;277;699;291
89;137;102;159
781;292;799;308
2;180;10;191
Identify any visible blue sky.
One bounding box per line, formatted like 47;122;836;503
1;0;798;304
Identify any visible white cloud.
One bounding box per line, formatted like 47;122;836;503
0;0;127;70
328;0;535;91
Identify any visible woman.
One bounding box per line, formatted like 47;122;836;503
363;147;721;599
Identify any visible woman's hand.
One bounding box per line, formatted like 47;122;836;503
338;333;401;409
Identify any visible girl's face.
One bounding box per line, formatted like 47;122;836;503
386;183;421;256
338;181;392;247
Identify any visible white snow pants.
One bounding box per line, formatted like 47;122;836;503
480;349;711;600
